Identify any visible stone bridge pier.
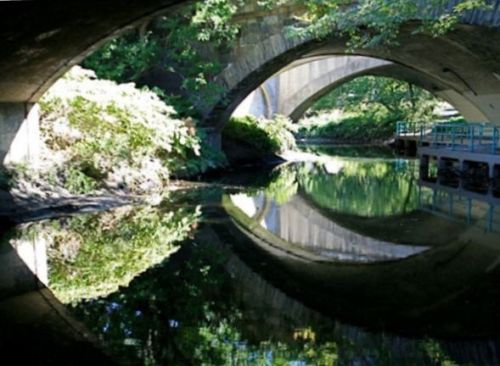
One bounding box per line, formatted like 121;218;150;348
0;103;40;165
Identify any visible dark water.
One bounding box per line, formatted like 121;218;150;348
6;145;500;365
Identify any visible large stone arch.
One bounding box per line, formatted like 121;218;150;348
232;55;489;122
0;1;191;162
199;2;500;132
0;1;499;360
2;1;500;153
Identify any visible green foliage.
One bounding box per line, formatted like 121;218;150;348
63;167;99;194
82;0;249;118
298;76;443;142
299;111;396;142
0;163;29;191
38;66;225;194
223;115;297;156
312;76;439;121
169;127;228;178
27;204;201;304
0;168;12;190
82;32;159;82
290;0;491;49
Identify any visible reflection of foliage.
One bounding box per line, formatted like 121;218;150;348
264;164;299;205
29;204;201;304
420;339;462;366
223;115;297;156
298;159;419;217
300;145;396;159
72;237;342;365
72;243;237;365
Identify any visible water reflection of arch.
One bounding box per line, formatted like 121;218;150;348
228;193;429;263
222;231;500;366
222;192;500;340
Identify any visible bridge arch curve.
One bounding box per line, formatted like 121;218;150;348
206;4;500;130
233;55;489;122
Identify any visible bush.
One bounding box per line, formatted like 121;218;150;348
35;66;225;194
298;108;396;143
222;115;296;156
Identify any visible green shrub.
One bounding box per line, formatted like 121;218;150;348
298;107;397;142
37;66;226;194
223;115;296;155
0;167;14;190
64;167;99;194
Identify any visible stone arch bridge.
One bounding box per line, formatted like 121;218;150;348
2;1;500;159
232;55;486;122
1;1;500;362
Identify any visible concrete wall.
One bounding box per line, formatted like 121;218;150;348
1;103;40;166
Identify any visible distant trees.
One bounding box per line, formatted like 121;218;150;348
311;76;438;122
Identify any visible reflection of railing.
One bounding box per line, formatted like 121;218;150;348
396;121;500;155
419;180;500;232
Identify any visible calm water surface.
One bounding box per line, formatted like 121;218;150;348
6;145;500;365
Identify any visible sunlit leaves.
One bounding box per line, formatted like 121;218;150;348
290;0;490;49
223;115;297;156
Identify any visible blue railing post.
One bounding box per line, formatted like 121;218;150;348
467;199;472;225
488;205;494;232
493;127;498;155
433;125;438;147
451;125;456;150
469;126;475;152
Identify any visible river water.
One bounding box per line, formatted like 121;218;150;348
5;145;500;365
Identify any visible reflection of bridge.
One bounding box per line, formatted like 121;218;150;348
214;225;500;366
221;188;500;344
228;192;429;263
